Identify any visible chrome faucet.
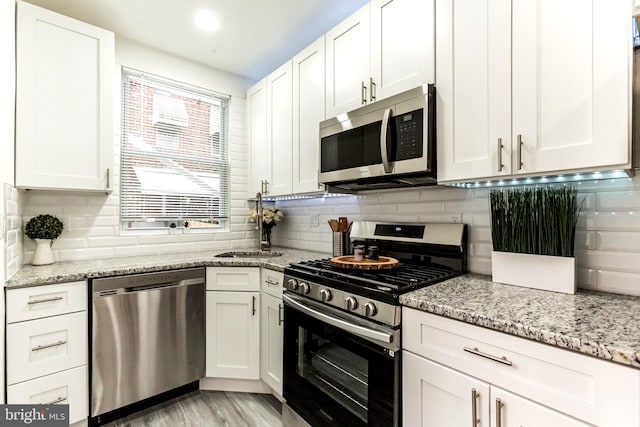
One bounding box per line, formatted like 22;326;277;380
255;192;269;251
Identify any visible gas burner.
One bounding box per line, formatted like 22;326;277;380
283;221;468;327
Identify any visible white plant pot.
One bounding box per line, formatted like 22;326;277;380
491;251;576;294
32;238;54;266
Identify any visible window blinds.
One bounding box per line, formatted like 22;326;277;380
120;67;230;225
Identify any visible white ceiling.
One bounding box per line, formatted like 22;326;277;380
24;0;369;83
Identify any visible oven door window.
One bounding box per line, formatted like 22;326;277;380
284;304;397;427
297;329;369;421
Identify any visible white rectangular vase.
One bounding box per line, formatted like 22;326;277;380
491;251;576;294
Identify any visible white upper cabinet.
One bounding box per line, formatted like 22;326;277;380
326;4;371;118
247;78;270;197
267;61;293;196
16;1;114;192
436;0;512;182
370;0;435;101
292;37;326;194
511;0;631;175
326;0;435;118
438;0;632;183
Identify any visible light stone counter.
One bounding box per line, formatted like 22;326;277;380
400;273;640;369
5;247;329;289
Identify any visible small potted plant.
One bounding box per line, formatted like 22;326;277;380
24;214;64;266
490;186;582;293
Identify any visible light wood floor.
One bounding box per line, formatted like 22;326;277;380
104;391;284;427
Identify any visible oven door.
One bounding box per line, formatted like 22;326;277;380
283;293;400;427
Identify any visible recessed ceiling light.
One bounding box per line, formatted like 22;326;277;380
194;12;220;32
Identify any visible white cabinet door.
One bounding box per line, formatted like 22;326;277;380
206;267;260;292
436;0;512;182
490;386;590;427
403;351;490;427
7;311;87;385
247;78;270;197
267;61;293;196
370;0;435;101
260;293;283;396
512;0;630;175
206;291;260;379
326;4;370;118
8;366;87;425
292;37;326;194
15;1;114;192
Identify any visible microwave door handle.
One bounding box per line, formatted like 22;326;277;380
380;108;393;174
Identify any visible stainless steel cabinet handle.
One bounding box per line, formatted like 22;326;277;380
27;296;63;305
471;388;479;426
42;396;67;405
32;340;67;352
252;295;256;316
106;168;110;189
517;134;523;170
464;346;513;366
265;279;280;286
361;81;367;105
278;303;283;326
496;398;504;427
370;77;376;102
497;138;504;172
264;180;269;195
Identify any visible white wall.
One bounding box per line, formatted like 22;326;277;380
272;176;640;296
0;0;15;404
21;37;256;262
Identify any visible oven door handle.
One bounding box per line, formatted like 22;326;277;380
283;294;394;344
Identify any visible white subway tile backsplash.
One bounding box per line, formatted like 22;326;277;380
596;191;640;210
4;183;22;279
596;231;640;252
596;270;640;296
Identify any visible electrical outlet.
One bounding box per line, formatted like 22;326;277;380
310;213;319;227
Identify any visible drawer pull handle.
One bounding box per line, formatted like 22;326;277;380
496;398;504;427
471;388;479;426
42;396;67;405
265;279;280;286
463;346;513;366
32;340;67;352
27;296;63;305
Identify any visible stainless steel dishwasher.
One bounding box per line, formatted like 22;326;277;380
90;268;205;424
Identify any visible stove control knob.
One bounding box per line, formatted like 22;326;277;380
345;296;358;311
287;278;299;291
299;282;311;295
319;289;332;302
364;302;378;317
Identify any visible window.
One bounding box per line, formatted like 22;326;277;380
120;67;230;232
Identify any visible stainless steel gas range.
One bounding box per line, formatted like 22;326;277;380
282;221;467;427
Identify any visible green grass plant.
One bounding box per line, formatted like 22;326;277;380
489;186;581;257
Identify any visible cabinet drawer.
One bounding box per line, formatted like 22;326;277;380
402;308;640;427
261;269;284;298
7;281;87;323
7;365;87;424
7;311;87;385
206;267;260;291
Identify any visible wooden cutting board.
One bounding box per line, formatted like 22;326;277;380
330;255;400;270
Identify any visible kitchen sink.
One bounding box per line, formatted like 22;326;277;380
215;251;284;258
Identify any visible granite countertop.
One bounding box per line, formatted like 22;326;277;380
5;247;329;289
400;274;640;369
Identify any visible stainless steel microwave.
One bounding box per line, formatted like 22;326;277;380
319;85;435;191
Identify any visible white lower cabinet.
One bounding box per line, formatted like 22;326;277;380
205;267;261;381
403;352;589;427
403;351;490;426
8;366;87;424
402;308;640;427
260;293;283;396
6;282;88;424
205;291;260;379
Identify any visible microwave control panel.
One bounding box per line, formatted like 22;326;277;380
394;108;424;161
